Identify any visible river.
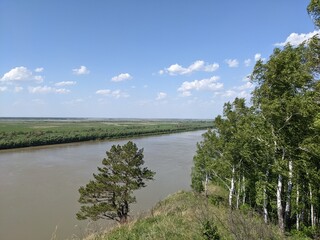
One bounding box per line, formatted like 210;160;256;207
0;130;205;240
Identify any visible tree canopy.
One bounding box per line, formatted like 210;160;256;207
192;3;320;234
77;141;155;224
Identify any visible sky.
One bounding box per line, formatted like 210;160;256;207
0;0;318;119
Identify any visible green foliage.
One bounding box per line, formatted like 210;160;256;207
290;226;320;240
192;29;320;235
0;119;213;149
77;141;155;223
191;166;205;193
308;0;320;28
201;220;220;240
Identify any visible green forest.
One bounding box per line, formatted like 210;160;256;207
191;0;320;236
0;119;212;150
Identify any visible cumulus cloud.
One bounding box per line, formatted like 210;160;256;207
96;89;129;98
254;53;265;62
178;76;223;97
34;75;44;83
34;67;44;73
54;81;76;87
156;92;167;100
111;73;132;82
225;59;239;68
222;90;236;97
221;90;249;99
275;30;320;47
1;66;44;83
235;81;254;90
160;60;219;75
72;65;90;75
1;66;32;82
28;86;70;94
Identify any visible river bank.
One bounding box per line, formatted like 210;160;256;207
88;186;286;240
0;119;212;150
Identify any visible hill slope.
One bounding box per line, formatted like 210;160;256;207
89;186;292;240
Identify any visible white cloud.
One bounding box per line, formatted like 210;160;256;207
225;59;239;68
222;90;236;97
96;89;129;98
55;88;70;94
178;76;223;97
254;53;261;61
0;86;8;92
235;81;254;90
34;75;44;83
34;67;44;73
1;66;45;84
28;86;70;94
244;59;251;67
72;66;90;75
1;66;32;82
54;81;76;87
275;30;320;47
96;89;111;95
254;53;266;62
111;73;132;82
156;92;167;100
221;90;249;98
161;60;219;75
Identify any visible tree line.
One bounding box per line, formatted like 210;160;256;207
192;1;320;234
0;121;212;149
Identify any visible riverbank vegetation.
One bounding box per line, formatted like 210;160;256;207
191;1;320;237
0;119;212;150
87;185;287;240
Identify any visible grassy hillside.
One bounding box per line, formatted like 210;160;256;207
86;185;295;240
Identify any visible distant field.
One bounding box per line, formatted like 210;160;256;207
0;119;212;150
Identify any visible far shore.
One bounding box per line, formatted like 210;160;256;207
0;119;212;150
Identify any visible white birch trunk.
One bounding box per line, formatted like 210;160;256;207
204;172;209;197
229;166;235;208
277;174;284;231
296;185;300;231
310;184;315;227
263;169;269;224
242;176;246;205
285;160;293;229
236;176;241;209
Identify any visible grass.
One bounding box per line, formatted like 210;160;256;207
88;185;289;240
0;118;212;149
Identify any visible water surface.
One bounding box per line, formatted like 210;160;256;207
0;131;204;240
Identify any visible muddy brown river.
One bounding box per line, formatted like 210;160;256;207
0;131;205;240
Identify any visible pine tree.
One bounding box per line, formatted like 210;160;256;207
76;141;155;224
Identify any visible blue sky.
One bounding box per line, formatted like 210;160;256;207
0;0;317;119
